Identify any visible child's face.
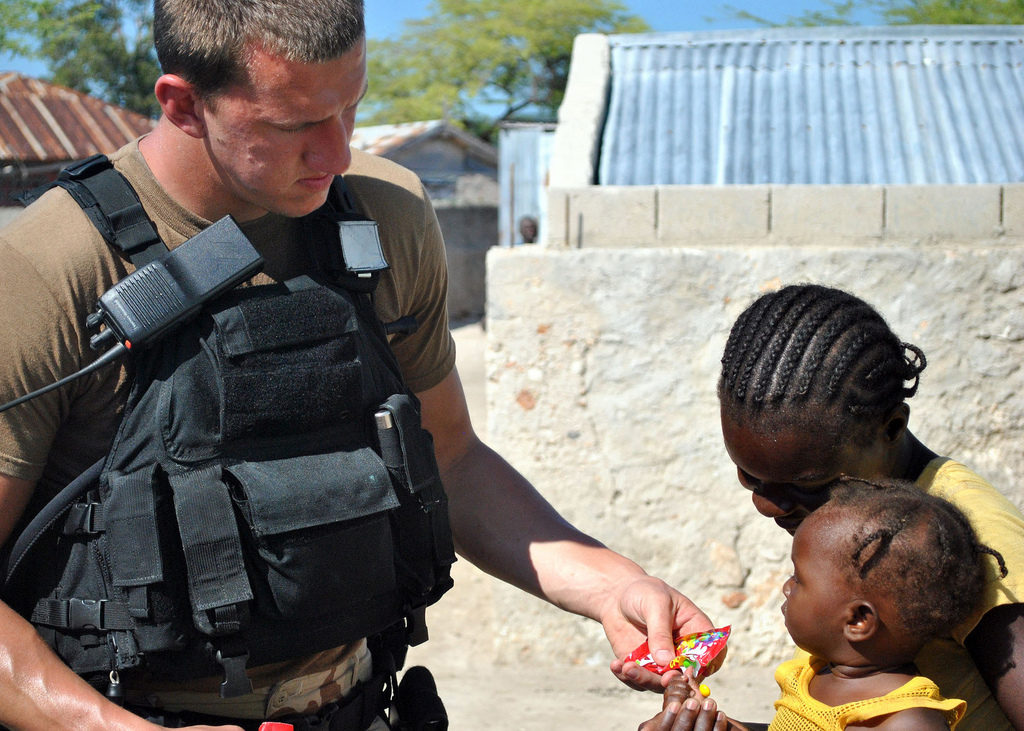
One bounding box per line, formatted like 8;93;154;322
721;409;891;534
782;510;854;658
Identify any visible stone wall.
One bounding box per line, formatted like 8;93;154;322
479;185;1024;669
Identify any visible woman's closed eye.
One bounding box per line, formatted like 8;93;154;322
737;468;834;498
737;468;766;494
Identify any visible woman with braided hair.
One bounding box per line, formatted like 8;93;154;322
713;284;1024;730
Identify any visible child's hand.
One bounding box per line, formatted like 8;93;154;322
638;675;745;731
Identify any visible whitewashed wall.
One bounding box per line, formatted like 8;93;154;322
475;225;1024;669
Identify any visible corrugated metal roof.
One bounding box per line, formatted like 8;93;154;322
0;72;156;163
598;25;1024;185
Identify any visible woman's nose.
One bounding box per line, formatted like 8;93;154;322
751;490;796;518
782;577;793;598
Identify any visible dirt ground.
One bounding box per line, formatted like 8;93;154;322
407;568;780;729
403;321;781;729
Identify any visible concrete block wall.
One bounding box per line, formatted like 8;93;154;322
479;202;1024;671
547;184;1024;247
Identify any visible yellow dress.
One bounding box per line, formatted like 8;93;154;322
767;657;965;730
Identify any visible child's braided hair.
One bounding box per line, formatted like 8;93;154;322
823;477;1006;645
719;284;925;442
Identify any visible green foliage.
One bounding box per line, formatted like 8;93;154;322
882;0;1024;24
362;0;649;133
2;0;159;118
0;2;34;54
725;1;862;26
728;0;1024;26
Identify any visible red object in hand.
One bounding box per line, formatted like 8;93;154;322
625;625;731;677
258;724;294;731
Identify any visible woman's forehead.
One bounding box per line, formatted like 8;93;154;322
723;414;843;480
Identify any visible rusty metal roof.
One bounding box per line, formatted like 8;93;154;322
0;72;156;164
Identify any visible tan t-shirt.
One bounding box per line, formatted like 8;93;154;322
0;139;456;717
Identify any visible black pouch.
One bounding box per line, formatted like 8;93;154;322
224;450;400;620
376;394;455;603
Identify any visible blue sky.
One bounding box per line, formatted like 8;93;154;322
2;1;884;77
366;0;884;37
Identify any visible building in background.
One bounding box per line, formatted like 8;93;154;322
0;72;155;214
554;24;1024;191
350;119;498;204
546;24;1024;247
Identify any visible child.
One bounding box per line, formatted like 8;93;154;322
714;283;1024;730
640;479;1006;731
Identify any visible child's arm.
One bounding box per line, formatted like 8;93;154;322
638;675;752;731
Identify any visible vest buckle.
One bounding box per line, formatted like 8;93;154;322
215;643;254;698
68;598;106;630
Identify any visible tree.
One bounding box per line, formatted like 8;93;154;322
1;0;159;118
726;1;866;27
881;0;1024;23
362;0;649;134
728;0;1024;27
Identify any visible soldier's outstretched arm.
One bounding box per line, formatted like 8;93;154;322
417;368;713;693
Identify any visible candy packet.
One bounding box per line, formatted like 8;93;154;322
625;625;731;677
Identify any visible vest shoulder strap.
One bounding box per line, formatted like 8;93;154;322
304;176;390;295
20;154;168;268
330;174;362;219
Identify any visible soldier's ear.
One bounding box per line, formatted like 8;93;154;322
154;74;208;139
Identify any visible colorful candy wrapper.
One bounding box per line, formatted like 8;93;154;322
625;625;731;677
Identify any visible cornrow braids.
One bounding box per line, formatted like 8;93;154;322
728;286;803;403
750;291;821;404
719;284;926;437
824;478;1006;645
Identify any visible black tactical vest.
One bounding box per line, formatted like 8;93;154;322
3;156;456;697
